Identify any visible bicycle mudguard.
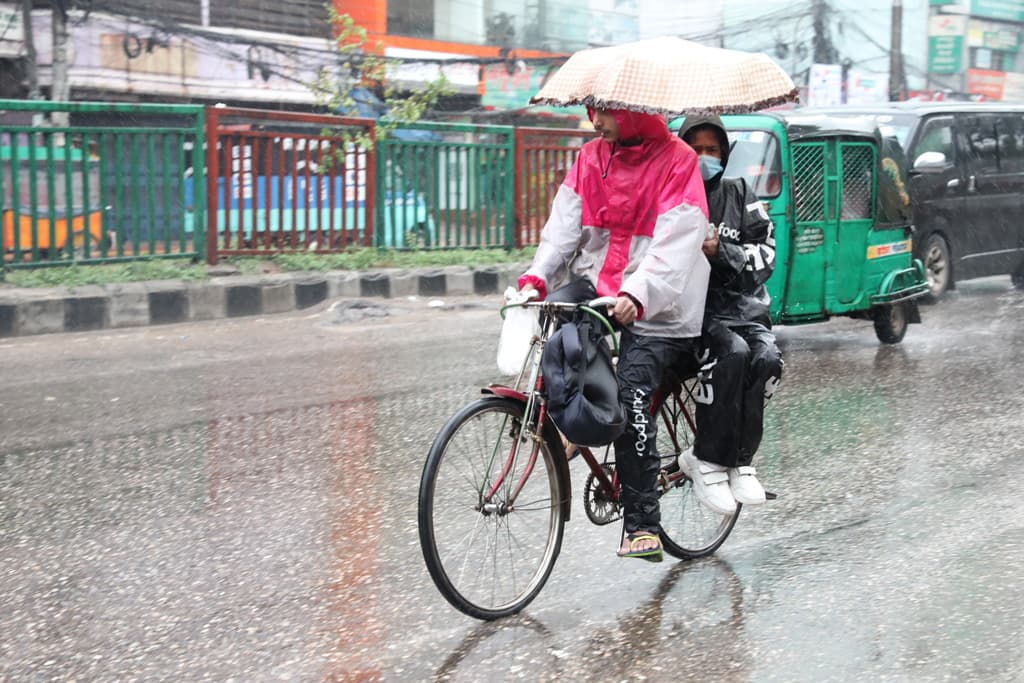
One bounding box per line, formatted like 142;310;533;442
482;385;527;402
479;387;574;521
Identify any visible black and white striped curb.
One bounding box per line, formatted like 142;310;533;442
0;263;530;338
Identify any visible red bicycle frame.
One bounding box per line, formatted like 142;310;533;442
482;375;699;510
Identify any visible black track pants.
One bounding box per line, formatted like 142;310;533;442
692;319;783;468
615;329;697;534
545;280;697;533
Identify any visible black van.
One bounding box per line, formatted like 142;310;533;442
805;103;1024;298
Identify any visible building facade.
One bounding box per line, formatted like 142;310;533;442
0;0;640;112
926;0;1024;100
8;0;1017;108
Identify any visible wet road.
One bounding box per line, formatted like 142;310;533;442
2;278;1023;681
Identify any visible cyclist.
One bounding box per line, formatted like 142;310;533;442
516;106;710;562
677;115;784;515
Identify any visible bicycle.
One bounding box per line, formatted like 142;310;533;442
417;296;742;621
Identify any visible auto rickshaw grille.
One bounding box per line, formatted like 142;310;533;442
839;145;875;220
793;144;826;222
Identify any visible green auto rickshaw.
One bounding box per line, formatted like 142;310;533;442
673;112;930;344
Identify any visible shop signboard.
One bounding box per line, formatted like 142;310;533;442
969;0;1024;23
967;67;1006;98
929;14;967;74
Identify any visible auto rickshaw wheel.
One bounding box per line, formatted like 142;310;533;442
1012;262;1024;290
873;303;908;344
921;233;951;301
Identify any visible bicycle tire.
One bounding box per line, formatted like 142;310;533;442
655;383;741;559
418;396;566;620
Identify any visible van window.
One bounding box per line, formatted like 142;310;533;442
913;117;955;162
996;114;1024;173
963;115;999;174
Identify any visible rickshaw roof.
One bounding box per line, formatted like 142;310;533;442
718;111;884;141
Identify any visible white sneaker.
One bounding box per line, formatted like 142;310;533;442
728;466;766;505
679;448;737;515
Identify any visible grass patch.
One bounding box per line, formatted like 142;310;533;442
3;259;208;288
272;247;536;272
2;248;536;288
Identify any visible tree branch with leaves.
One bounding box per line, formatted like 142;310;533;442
311;7;453;151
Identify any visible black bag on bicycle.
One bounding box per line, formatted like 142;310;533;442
541;311;625;447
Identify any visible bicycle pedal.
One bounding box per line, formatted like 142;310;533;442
765;491;778;500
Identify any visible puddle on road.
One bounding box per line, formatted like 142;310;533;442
328;300;393;324
324;298;496;325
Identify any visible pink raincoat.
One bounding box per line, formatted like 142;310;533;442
519;109;711;338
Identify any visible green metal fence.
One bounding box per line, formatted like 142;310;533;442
0;100;205;269
2;100;578;267
377;122;515;249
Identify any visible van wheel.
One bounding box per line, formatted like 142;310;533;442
873;303;908;344
921;233;951;300
1012;262;1024;290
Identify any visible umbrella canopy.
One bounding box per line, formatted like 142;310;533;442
530;36;798;116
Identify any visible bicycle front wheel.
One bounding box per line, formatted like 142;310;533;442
418;396;566;620
656;383;740;559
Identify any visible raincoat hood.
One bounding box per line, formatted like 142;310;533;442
587;107;671;145
678;114;731;168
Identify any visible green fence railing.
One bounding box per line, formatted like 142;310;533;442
2;101;578;268
376;122;515;249
0;100;205;269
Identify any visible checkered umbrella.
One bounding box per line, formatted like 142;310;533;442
530;36;798;115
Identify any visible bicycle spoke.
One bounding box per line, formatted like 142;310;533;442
500;515;521;601
449;512;491;587
454;430;494;494
510;496;558;512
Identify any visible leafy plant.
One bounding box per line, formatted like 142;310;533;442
310;7;453;154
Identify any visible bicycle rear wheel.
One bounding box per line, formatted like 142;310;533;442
656;381;740;559
418;396;566;620
659;468;740;559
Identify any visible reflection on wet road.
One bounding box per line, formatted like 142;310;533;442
2;278;1023;680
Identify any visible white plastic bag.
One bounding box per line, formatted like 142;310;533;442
496;286;541;375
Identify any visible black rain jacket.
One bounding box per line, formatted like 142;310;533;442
679;115;776;328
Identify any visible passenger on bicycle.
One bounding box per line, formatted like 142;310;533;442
677;115;784;515
516;106;711;562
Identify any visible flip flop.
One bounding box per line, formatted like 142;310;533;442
617;532;663;562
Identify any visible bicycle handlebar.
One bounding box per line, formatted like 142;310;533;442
500;295;616;316
500;296;620;354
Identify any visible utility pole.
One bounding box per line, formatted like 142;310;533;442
20;0;40;99
811;0;834;64
51;0;70;126
889;0;904;101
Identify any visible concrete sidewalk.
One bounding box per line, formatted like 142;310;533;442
0;262;530;338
